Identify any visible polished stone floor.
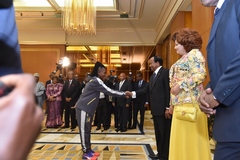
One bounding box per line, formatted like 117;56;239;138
28;110;215;159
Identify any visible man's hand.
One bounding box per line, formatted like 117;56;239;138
0;74;43;160
144;103;149;108
165;109;172;119
125;91;132;97
199;88;219;116
65;97;71;102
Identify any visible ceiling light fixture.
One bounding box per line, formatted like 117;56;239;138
62;0;96;35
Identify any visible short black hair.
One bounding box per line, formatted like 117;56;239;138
136;72;143;77
152;55;163;65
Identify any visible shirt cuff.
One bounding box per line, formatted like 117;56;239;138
132;91;136;98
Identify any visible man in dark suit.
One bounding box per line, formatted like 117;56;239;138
62;70;79;129
199;0;240;159
113;72;132;132
131;72;148;133
126;55;171;160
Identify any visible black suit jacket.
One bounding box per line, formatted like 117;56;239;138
62;79;80;107
0;0;12;8
45;80;51;87
133;80;148;105
113;80;132;107
45;80;52;98
136;67;170;116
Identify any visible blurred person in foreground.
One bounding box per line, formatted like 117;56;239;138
199;0;240;159
0;0;43;159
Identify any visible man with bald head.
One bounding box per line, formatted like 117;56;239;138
113;73;132;132
62;70;80;129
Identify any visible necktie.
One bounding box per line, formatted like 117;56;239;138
68;80;72;89
214;7;220;19
153;73;157;80
138;81;142;88
119;81;123;90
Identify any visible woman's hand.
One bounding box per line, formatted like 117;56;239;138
171;84;181;96
169;105;174;114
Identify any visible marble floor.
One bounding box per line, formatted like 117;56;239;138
28;110;215;160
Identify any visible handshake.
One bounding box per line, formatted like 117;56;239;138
125;91;133;98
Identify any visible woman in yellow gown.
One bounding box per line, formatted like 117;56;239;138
169;28;211;160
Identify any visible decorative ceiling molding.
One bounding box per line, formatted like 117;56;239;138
154;0;185;44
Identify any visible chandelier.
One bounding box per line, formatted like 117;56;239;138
62;0;96;36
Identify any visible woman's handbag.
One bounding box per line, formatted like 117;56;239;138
174;101;198;122
171;64;199;122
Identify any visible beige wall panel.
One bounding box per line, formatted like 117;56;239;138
169;12;185;67
192;0;214;87
184;11;192;28
20;45;66;83
18;30;66;45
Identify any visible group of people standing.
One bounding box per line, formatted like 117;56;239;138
2;0;240;160
33;70;87;129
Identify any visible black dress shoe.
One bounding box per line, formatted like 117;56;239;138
96;127;101;130
121;129;127;132
62;126;69;128
129;126;136;129
70;127;76;129
149;154;159;159
115;128;121;132
103;127;108;130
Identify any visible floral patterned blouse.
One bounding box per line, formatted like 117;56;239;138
169;49;206;105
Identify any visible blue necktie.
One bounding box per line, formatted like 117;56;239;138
214;7;220;19
153;73;157;81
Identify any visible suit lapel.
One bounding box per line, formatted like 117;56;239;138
207;1;228;46
150;68;162;91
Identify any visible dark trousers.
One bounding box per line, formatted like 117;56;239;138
76;109;93;153
214;142;240;160
96;99;108;129
133;102;145;131
106;102;114;128
114;105;119;128
153;115;171;160
60;101;64;120
128;103;133;127
64;103;76;128
117;106;128;130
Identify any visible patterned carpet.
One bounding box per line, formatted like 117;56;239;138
28;110;156;159
29;143;153;160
